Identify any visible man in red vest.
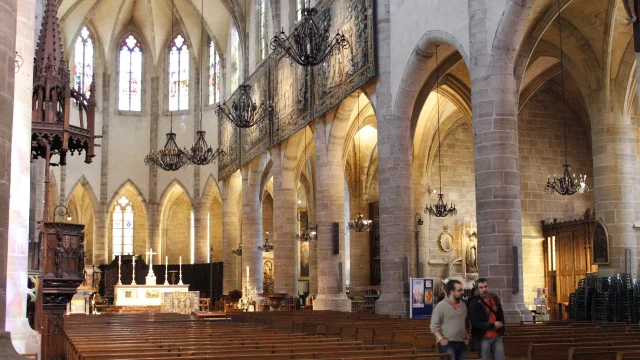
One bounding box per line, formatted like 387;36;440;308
469;278;505;360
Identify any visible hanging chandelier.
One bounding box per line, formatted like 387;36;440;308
269;6;350;67
296;211;317;242
144;0;189;171
424;45;457;218
187;0;225;165
231;244;243;256
347;92;372;232
257;232;274;252
544;0;589;196
214;84;273;128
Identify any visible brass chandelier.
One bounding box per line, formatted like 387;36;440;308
347;92;372;232
424;45;457;218
544;0;589;196
257;232;274;252
214;84;273;128
187;0;225;165
270;6;349;67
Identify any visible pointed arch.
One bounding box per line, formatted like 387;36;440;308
198;175;223;262
66;176;99;265
108;180;148;260
158;180;194;263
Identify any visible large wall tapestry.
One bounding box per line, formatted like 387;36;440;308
218;0;375;180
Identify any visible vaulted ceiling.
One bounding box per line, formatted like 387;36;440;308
57;0;239;66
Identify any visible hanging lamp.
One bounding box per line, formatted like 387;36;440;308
258;232;274;252
544;0;589;195
270;4;349;67
187;0;225;165
144;0;189;171
347;92;372;232
231;244;243;256
424;45;457;218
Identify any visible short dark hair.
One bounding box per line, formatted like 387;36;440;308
446;280;462;294
475;278;488;287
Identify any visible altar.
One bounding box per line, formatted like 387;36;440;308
114;284;189;306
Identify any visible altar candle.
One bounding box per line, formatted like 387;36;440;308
166;255;168;265
179;256;182;265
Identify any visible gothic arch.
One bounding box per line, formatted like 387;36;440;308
199;175;223;262
158;180;194;262
66;176;99;265
107;180;149;261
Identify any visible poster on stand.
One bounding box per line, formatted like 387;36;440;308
410;278;434;318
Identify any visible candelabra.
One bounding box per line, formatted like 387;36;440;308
117;255;122;285
131;255;137;285
178;256;183;285
164;256;169;285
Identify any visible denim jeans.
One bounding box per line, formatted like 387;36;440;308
480;336;505;360
437;341;467;360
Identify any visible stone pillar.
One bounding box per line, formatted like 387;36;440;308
374;0;412;316
148;75;161;258
0;0;32;357
591;106;638;277
96;73;111;264
6;0;39;355
241;154;267;293
221;172;241;294
313;117;350;311
272;138;300;296
469;0;528;322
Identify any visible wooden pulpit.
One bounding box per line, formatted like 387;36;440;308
37;222;85;360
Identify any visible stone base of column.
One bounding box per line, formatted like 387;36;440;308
313;294;351;312
0;331;30;359
5;318;40;356
376;293;409;317
503;303;530;323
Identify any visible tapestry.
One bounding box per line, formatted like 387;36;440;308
241;60;272;164
162;291;200;314
271;53;311;144
218;0;375;180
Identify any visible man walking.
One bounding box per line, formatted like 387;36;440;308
469;278;505;360
430;280;470;360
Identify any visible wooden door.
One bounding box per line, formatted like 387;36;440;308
556;232;574;304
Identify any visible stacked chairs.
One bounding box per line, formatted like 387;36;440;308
591;277;611;321
568;293;576;320
618;273;637;323
574;278;591;320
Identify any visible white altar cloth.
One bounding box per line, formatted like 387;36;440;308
114;284;189;306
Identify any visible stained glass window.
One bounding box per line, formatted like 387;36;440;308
74;26;94;96
112;195;134;258
230;28;240;90
119;35;142;111
257;0;268;61
169;34;189;111
296;0;310;22
208;40;221;105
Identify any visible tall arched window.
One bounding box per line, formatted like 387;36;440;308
257;0;268;61
119;35;142;111
296;0;310;22
74;26;94;96
112;195;134;258
230;28;240;90
169;34;189;111
209;40;221;105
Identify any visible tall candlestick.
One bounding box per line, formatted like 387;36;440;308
131;255;137;285
178;256;183;285
164;255;169;285
117;255;122;285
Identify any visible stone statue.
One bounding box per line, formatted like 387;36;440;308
466;237;478;273
54;236;64;278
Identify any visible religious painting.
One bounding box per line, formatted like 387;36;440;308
218;93;240;180
241;60;272;164
313;0;375;118
298;242;310;279
263;259;274;294
271;52;311;144
162;291;200;314
411;279;425;308
592;220;609;264
439;227;454;252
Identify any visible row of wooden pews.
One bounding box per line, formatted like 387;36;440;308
63;312;449;359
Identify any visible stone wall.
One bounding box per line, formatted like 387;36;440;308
164;192;192;263
518;87;594;305
209;198;223;262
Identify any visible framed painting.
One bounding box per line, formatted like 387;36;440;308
592;220;609;264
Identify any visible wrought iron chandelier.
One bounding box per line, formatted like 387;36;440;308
296;211;317;242
144;1;189;171
258;232;274;252
544;0;589;196
347;92;372;232
187;0;225;165
425;45;457;218
270;6;350;67
231;244;243;256
214;84;273;128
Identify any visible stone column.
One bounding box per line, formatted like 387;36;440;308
241;154;267;293
96;73;111;264
375;0;412;316
313;117;350;311
0;0;32;357
469;0;528;322
148;75;161;258
272;138;300;296
6;0;39;354
221;172;241;294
